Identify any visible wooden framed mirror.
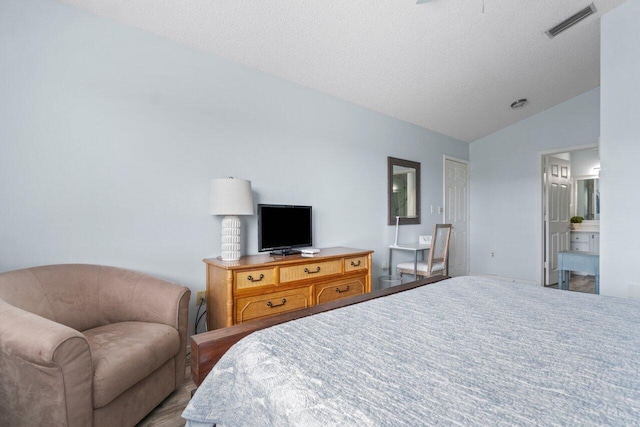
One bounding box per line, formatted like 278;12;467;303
388;157;421;225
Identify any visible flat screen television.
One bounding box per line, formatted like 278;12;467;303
258;204;312;256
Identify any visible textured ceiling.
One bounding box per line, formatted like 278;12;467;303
58;0;627;142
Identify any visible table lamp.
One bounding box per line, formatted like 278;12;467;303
209;177;254;261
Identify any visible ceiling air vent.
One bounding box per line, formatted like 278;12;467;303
546;3;597;39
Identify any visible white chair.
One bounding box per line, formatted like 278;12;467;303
397;224;452;279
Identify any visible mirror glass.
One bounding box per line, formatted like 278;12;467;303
575;177;600;221
388;157;420;225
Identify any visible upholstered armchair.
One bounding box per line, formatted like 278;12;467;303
0;264;191;427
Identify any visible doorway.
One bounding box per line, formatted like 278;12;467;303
541;147;600;290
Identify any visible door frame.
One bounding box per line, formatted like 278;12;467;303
443;155;470;276
538;143;598;286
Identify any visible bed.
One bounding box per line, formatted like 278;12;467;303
183;276;640;426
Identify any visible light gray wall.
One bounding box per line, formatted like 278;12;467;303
469;88;600;283
0;0;468;332
600;0;640;298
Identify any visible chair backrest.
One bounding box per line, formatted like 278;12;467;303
427;224;452;275
0;264;181;332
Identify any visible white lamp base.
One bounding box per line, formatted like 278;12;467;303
220;215;242;261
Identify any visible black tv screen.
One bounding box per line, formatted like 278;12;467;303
258;204;312;255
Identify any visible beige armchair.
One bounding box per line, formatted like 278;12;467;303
0;264;191;427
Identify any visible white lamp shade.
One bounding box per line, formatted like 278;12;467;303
209;178;254;215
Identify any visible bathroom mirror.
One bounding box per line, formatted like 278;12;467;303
388;157;420;225
574;176;600;221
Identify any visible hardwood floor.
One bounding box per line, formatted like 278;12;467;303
546;274;597;294
136;363;196;427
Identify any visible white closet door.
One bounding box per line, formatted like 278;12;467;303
444;158;469;277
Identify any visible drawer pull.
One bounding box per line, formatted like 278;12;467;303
247;274;264;282
335;285;350;293
350;260;361;267
304;267;321;274
266;298;286;308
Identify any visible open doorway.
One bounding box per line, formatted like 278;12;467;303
542;147;600;293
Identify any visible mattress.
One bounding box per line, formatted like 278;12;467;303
182;276;640;426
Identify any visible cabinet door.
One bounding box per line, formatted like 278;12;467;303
590;233;600;252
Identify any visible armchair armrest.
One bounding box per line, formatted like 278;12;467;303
129;274;191;329
127;274;191;386
0;300;93;427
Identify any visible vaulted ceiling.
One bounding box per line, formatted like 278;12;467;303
59;0;627;142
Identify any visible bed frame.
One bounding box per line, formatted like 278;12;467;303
190;275;449;386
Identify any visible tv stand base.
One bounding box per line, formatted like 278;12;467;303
270;249;301;256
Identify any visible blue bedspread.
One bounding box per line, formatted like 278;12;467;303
183;276;640;426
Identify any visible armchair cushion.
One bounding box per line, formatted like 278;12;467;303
84;321;180;408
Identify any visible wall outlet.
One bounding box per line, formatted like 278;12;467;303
196;290;206;306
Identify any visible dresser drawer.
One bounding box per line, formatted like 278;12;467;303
235;288;311;323
571;233;589;243
280;260;342;283
315;277;365;305
571;242;590;252
344;256;368;273
235;268;277;290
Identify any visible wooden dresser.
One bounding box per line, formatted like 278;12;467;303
203;247;373;330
